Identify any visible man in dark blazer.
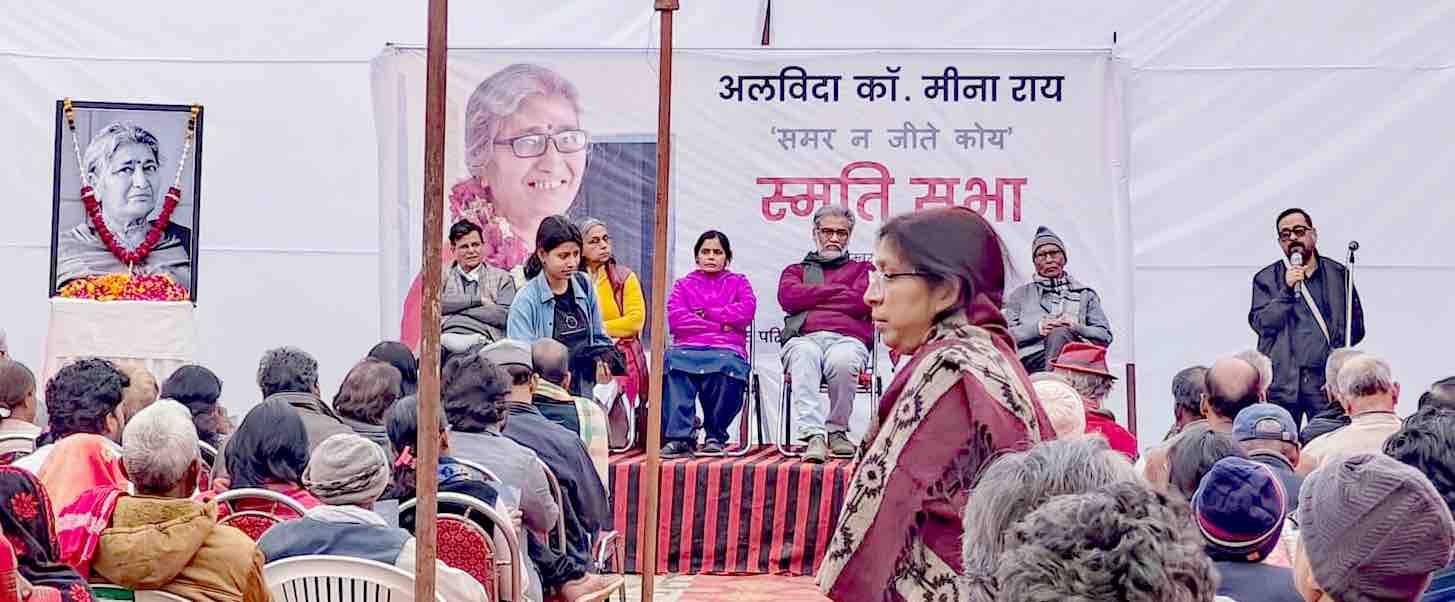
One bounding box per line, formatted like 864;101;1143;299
1249;208;1365;428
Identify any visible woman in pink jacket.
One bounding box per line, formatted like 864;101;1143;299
662;231;757;458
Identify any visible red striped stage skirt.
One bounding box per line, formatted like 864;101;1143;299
608;447;855;576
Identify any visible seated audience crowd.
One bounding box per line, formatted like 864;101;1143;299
3;212;1455;602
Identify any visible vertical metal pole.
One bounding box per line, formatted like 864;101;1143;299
639;1;678;600
1125;363;1138;439
415;0;447;600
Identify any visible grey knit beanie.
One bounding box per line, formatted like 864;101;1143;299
1298;453;1455;601
303;433;391;506
1032;226;1065;260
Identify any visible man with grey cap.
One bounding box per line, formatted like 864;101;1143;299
483;339;608;567
1232;403;1303;513
1293;453;1455;602
1003;225;1113;373
258;432;486;602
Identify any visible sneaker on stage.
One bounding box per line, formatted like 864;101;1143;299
804;434;828;463
699;439;725;456
828;432;856;458
662;440;695;459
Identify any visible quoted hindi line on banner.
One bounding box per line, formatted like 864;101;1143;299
720;65;1064;104
770;123;1014;151
756;161;1026;224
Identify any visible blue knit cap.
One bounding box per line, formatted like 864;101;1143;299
1192;456;1286;562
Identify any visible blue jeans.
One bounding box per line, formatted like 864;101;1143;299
664;346;750;444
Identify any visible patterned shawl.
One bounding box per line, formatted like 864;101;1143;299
818;311;1053;602
54;223;191;290
0;467;92;602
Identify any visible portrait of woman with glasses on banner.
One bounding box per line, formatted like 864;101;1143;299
401;63;610;351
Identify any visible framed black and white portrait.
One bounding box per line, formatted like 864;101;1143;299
49;100;204;300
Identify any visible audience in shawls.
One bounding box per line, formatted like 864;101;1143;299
0;466;92;602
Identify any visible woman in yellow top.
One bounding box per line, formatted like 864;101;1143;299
578;218;648;444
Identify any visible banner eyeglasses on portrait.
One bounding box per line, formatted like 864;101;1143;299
494;129;590;158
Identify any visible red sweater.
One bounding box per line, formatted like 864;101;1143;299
1084;409;1139;461
777;260;874;347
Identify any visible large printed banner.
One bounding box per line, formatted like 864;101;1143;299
372;48;1132;441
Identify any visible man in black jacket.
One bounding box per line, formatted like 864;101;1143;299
1248;208;1365;427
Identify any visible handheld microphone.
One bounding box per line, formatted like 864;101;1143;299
1348;240;1360;264
1290;250;1304;293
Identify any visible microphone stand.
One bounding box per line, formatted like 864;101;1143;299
1345;241;1359;347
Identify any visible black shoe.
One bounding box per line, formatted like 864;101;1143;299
700;440;725;456
662;441;695;459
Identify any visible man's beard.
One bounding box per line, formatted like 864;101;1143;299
818;246;843;259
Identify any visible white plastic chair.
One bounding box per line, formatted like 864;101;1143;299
265;555;442;602
0;434;37;464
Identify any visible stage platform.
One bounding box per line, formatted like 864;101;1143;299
608;447;854;576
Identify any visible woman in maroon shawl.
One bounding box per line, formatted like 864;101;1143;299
818;207;1054;601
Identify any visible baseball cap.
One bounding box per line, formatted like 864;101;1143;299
1232;403;1298;444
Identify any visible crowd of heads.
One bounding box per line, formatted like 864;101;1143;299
959;341;1455;602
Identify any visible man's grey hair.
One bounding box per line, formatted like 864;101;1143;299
1234;350;1273;397
83;122;162;185
1325;348;1365;401
1053;369;1114;405
811;205;855;232
994;481;1218;602
1338;354;1396;399
1170;366;1208;416
121;400;198;494
257;346;319;398
0;328;8;355
960;438;1139;601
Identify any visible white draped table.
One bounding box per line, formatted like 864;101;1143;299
41;298;198;390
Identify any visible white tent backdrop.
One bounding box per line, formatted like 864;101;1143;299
1;1;1450;445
